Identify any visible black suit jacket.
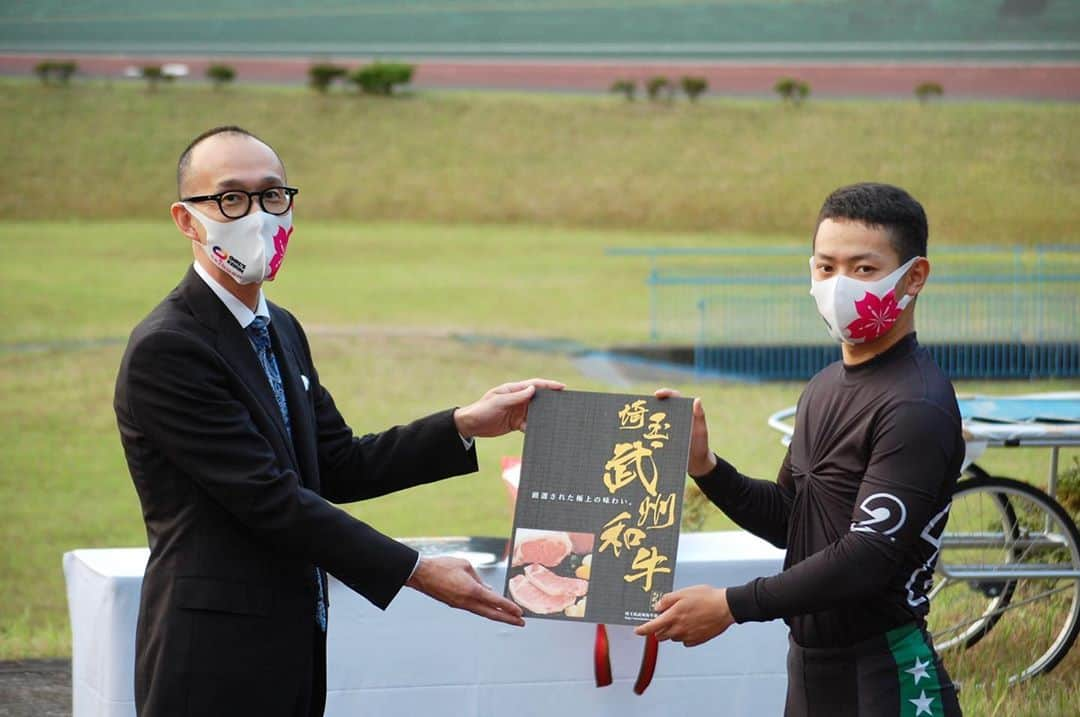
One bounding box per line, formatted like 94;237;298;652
114;268;477;716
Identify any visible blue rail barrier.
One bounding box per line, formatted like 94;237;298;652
606;245;1080;380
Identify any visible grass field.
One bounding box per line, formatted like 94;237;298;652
2;81;1077;242
2;220;1078;715
1;83;1078;713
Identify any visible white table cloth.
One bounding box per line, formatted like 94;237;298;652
64;531;788;717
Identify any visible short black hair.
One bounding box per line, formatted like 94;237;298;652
814;183;928;262
176;125;279;197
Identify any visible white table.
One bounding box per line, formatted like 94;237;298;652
64;532;788;717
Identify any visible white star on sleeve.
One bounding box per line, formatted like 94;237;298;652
906;656;930;685
910;690;935;716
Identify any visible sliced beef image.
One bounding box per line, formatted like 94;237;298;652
508;574;578;614
524;563;588;598
511;529;572;567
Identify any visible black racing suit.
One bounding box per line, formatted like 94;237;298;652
695;334;963;716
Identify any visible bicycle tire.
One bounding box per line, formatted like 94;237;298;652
929;475;1080;682
930;473;1020;652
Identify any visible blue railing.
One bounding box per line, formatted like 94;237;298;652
606;245;1080;380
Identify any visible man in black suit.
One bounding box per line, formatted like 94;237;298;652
114;125;561;717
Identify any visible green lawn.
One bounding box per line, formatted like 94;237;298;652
2;82;1077;243
1;82;1078;713
2;220;781;346
1;221;1077;716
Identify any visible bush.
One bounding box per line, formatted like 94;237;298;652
206;64;236;90
33;60;52;85
774;77;810;105
610;79;636;102
681;76;708;102
140;65;173;92
56;61;76;84
308;63;347;93
914;81;944;103
774;77;797;100
645;76;674;103
349;62;415;96
33;59;77;87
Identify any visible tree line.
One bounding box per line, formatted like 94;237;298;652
32;59;948;103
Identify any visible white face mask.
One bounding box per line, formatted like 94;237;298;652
809;256;919;345
184;203;293;285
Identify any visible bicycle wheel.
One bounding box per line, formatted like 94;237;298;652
928;476;1080;682
927;474;1019;653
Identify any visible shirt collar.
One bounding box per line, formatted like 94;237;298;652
192;261;270;329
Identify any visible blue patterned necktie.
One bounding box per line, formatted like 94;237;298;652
246;315;328;633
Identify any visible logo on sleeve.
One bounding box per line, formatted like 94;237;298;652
850;492;908;538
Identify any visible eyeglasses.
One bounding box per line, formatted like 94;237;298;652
182;186;299;219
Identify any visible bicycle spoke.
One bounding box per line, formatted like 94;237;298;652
926;576;950;600
931;582;1075;640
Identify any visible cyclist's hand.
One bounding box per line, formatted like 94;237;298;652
654;389;717;478
635;585;733;647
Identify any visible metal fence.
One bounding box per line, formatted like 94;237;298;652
607;246;1080;380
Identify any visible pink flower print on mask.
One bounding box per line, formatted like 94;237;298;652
266;225;293;280
845;289;903;342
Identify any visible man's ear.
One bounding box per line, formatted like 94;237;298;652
902;257;930;299
171;202;202;243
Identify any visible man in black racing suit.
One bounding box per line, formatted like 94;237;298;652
637;183;963;717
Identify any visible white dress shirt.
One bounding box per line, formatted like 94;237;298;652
192;261;269;329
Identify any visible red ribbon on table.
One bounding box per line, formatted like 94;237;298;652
593;624;659;694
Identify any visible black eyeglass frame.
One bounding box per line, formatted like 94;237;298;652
181;186;299;219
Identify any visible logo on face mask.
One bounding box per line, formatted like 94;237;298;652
211;245;246;273
266;225;293;281
846;289;905;342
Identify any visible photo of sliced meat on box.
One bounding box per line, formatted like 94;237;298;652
507;528;594;618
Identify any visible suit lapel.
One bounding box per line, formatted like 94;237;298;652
179;268;299;470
